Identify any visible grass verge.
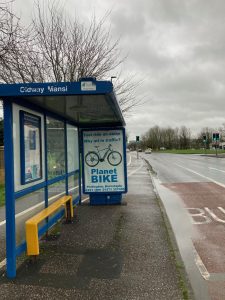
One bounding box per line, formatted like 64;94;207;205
157;149;225;155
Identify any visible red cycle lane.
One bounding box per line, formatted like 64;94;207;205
164;181;225;300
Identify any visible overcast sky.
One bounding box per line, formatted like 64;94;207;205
13;0;225;140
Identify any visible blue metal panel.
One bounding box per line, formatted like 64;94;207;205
13;161;79;199
44;115;48;208
3;101;16;278
0;80;113;97
73;195;80;206
90;194;122;205
78;128;82;205
14;181;46;199
122;127;128;194
15;242;26;257
47;174;66;185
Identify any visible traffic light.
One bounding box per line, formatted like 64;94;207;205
136;136;140;142
216;133;220;140
213;133;220;141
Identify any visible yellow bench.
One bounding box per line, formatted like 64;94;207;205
25;195;73;256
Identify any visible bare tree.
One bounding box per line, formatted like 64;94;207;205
179;126;191;149
0;0;20;59
0;1;143;113
113;75;145;114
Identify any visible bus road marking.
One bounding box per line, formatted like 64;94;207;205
187;207;225;224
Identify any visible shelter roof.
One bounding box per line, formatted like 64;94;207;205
0;78;125;127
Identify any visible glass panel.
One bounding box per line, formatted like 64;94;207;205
20;111;42;184
67;124;79;173
47;117;65;179
68;173;79;201
13;104;45;192
48;180;66;205
15;188;45;246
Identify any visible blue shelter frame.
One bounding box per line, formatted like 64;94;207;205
0;78;126;278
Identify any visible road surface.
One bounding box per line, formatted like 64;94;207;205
143;152;225;300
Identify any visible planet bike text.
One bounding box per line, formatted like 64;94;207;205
91;168;118;183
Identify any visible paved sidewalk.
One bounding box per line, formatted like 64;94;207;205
0;157;189;299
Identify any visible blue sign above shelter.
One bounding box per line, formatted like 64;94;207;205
0;78;125;127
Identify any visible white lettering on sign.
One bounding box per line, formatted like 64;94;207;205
19;85;68;94
47;86;68;92
20;87;45;94
187;207;225;224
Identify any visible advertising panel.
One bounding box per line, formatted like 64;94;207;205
82;129;126;193
20;111;42;184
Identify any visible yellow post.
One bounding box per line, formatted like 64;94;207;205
26;222;39;255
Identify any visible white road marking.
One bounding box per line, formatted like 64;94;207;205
127;154;132;166
81;197;89;203
175;163;225;189
0;219;6;227
187;208;212;224
205;207;225;223
209;167;225;173
187;207;225;224
193;247;210;280
127;159;144;177
0;258;6;269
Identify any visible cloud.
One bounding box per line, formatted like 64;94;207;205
11;0;225;140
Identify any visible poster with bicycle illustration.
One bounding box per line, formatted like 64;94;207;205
82;128;127;193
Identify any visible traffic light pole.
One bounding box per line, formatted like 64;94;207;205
136;136;140;159
203;135;207;155
212;133;220;158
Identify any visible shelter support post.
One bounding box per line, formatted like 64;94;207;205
4;100;16;278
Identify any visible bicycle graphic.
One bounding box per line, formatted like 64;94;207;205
85;144;122;167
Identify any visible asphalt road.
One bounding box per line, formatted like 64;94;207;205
142;152;225;300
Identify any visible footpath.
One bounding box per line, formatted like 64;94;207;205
0;156;191;299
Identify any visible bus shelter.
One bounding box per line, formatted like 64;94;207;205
0;78;127;278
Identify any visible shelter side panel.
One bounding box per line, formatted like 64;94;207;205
82;128;126;193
